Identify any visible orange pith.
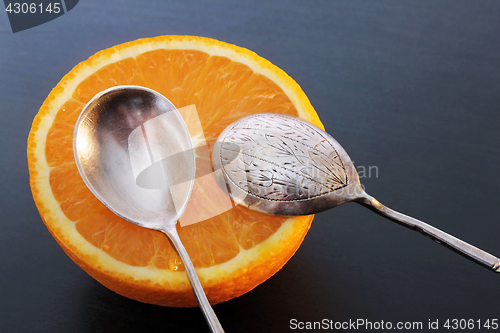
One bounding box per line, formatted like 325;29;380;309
28;36;322;307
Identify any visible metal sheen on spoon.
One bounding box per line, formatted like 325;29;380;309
212;113;500;272
73;86;224;333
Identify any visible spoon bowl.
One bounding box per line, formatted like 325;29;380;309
74;85;194;228
74;85;224;333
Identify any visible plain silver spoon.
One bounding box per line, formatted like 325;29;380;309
212;113;500;272
73;86;224;332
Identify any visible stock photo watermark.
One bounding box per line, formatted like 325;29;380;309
3;0;79;33
355;163;379;180
289;318;499;331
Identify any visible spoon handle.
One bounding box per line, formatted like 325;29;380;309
357;192;500;272
161;225;225;333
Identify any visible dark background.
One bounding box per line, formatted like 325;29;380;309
1;1;499;332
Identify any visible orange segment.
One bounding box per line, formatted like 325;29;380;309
45;99;84;167
28;36;322;307
73;57;146;103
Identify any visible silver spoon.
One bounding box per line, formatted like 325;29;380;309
73;86;224;332
212;113;500;272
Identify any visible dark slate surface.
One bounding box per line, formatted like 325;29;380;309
1;1;499;332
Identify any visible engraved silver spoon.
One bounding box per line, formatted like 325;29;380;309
74;86;224;332
212;113;500;272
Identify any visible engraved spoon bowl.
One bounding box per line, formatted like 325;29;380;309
213;113;500;272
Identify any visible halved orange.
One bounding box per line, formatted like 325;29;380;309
28;36;323;307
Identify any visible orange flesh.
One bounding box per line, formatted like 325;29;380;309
45;49;298;271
